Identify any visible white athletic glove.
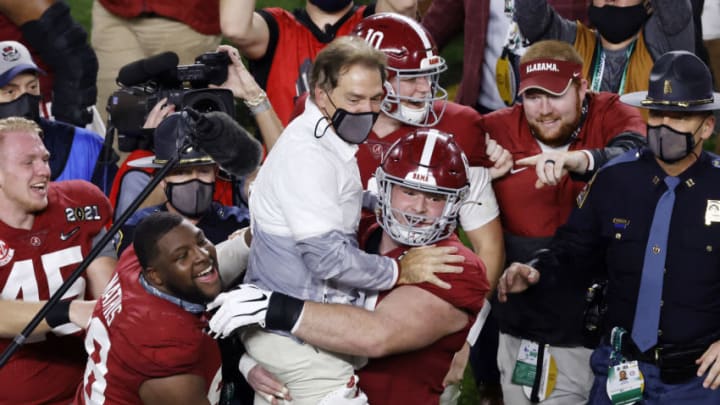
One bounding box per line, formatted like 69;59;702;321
207;284;272;338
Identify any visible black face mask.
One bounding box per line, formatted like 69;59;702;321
309;0;352;12
588;4;648;44
165;178;214;219
0;93;40;121
647;122;703;163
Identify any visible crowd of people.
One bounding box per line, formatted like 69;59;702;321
1;1;720;404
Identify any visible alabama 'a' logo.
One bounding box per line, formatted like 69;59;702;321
0;239;15;266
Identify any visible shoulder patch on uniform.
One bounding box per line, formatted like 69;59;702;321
712;158;720;168
576;171;598;209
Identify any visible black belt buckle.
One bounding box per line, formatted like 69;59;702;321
656;346;702;385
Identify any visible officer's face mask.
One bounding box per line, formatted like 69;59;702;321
647;120;705;163
325;93;379;144
165;178;214;218
588;3;648;44
309;0;352;12
0;93;41;121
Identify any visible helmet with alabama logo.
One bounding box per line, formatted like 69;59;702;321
375;129;469;246
352;13;448;127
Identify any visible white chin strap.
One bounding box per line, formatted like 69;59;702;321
399;103;428;125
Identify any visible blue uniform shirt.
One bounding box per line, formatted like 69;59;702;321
537;148;720;346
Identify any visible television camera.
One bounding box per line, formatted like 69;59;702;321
107;51;236;152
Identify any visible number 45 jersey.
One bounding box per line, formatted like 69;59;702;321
0;180;112;405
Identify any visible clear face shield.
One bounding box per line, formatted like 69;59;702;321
382;57;449;127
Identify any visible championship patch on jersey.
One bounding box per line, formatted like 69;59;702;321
0;239;14;266
65;205;103;222
712;159;720;168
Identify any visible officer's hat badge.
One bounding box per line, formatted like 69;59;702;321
663;80;672;95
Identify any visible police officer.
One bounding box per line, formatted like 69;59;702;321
117;112;250;254
498;50;720;404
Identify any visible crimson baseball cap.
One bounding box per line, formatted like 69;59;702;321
518;58;583;96
0;41;45;87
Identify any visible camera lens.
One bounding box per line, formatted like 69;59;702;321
189;97;221;113
181;88;236;118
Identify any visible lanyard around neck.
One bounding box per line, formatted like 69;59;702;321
590;37;637;95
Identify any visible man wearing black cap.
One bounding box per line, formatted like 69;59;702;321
116;112;249;256
499;50;720;403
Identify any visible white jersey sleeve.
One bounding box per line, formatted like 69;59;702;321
459;166;500;231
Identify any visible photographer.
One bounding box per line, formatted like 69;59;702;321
0;40;117;195
108;45;283;222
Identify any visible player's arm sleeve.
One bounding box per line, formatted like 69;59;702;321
514;0;577;44
459;166;499;231
644;0;695;58
19;2;97;126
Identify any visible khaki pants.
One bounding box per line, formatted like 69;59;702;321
497;333;593;405
242;328;360;405
91;0;221;156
